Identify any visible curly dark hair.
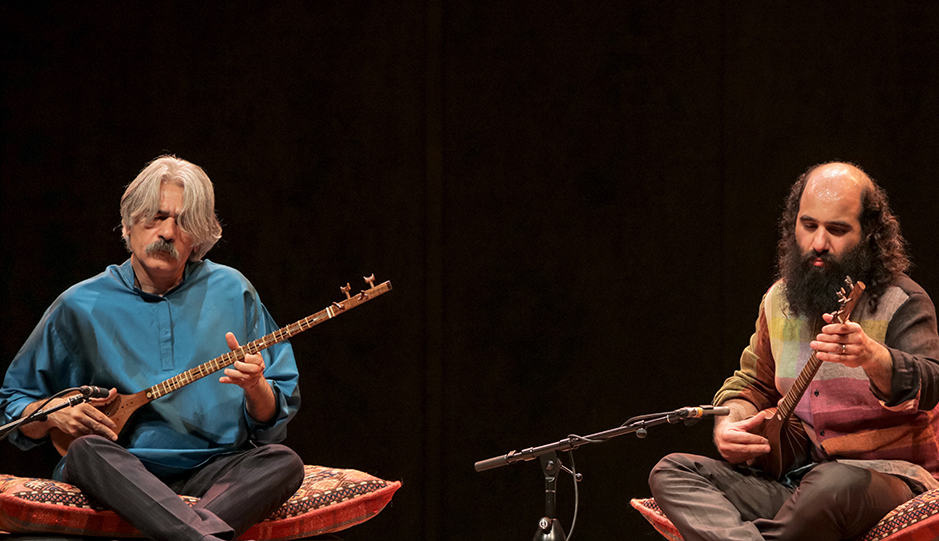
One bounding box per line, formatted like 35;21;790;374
776;162;910;310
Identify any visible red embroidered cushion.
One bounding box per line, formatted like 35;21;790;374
630;498;684;541
632;491;939;541
855;489;939;541
0;465;400;540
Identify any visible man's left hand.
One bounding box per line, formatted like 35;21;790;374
221;332;266;390
812;313;893;395
220;331;278;423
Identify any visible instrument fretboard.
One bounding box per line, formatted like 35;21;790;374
144;280;392;401
775;278;864;422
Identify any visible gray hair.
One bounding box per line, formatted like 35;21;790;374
120;155;223;261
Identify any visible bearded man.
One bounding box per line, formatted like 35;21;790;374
648;162;939;541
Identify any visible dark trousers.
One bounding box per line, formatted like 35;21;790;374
61;435;305;541
649;453;914;541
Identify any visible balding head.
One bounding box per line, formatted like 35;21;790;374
777;161;910;314
801;162;873;216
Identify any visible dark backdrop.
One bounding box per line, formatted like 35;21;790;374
3;2;939;540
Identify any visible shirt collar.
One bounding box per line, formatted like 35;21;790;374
118;258;202;297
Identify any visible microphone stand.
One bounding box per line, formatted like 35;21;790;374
474;406;727;541
0;393;95;442
533;450;566;541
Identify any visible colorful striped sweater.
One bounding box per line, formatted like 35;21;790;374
714;274;939;483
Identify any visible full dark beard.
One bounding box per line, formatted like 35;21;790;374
781;240;873;318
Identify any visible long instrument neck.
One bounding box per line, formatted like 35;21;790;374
775;351;822;421
776;302;858;422
144;280;391;401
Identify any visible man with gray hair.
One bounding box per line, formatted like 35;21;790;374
0;155;304;541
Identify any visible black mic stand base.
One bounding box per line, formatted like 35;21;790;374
533;517;566;541
533;451;567;541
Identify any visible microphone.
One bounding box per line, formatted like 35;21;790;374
667;406;730;424
79;386;109;399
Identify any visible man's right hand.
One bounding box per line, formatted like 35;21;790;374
714;411;771;464
19;389;119;442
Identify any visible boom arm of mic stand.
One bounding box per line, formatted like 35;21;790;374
474;412;677;472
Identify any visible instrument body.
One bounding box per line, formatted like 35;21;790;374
749;277;865;479
49;277;391;456
750;406;811;479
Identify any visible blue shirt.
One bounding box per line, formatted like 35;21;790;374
0;259;301;479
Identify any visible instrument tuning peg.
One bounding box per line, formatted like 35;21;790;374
340;283;352;299
364;274;375;289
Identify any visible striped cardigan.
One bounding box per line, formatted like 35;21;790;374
715;274;939;484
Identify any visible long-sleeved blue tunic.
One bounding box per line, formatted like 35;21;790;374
0;259;301;480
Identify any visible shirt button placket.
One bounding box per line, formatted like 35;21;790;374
158;298;174;371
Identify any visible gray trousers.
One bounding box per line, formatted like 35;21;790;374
648;453;914;541
61;435;305;541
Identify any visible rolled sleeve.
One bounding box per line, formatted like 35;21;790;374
883;287;939;410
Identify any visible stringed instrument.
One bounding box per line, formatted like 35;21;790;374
49;275;392;456
749;276;865;479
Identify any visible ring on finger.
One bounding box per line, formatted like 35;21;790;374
841;343;847;355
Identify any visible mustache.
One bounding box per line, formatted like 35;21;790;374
145;239;179;259
803;250;837;267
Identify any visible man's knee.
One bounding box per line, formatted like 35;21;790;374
801;462;911;512
255;444;304;489
778;462;913;539
68;434;111;453
62;435;124;484
649;453;698;495
65;435;116;468
651;453;700;477
801;462;873;507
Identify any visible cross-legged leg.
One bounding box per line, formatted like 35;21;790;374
650;454;914;541
649;453;794;541
62;435;234;541
756;462;913;541
177;444;305;539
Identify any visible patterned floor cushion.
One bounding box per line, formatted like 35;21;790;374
632;490;939;541
0;465;400;540
630;498;683;541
